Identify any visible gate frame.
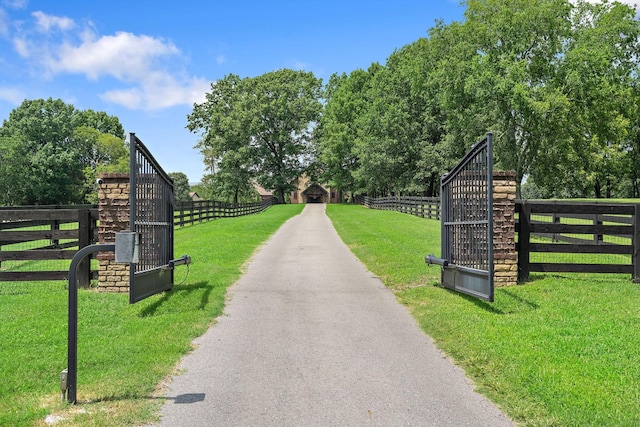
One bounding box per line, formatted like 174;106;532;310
128;133;175;303
437;133;494;302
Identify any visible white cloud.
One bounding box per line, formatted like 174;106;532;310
0;86;25;104
216;54;226;65
2;0;27;9
0;8;9;36
100;70;209;111
46;31;180;81
291;60;308;71
32;11;74;32
4;9;211;111
12;36;28;57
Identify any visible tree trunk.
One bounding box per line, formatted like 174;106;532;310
595;177;602;199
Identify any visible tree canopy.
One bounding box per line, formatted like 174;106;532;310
315;0;640;199
188;69;323;203
0;98;127;205
169;172;191;202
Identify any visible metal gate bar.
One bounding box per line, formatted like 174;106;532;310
440;133;494;301
129;133;175;303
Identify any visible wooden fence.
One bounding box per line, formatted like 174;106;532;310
0;198;276;283
174;198;276;227
0;206;98;283
361;196;639;282
516;201;640;282
362;196;441;219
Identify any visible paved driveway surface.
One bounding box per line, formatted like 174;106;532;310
155;204;512;426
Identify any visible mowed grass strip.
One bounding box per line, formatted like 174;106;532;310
0;204;303;427
326;204;640;427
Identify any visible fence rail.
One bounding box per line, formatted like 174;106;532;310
362;196;440;219
516;201;640;281
174;198;276;226
0;207;98;283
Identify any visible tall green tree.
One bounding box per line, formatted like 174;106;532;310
0;135;29;205
0;98;125;205
188;69;323;204
315;70;370;199
533;0;640;198
434;0;573;197
190;74;258;204
246;69;323;203
168;172;191;202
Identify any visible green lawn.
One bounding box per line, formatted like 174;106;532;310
327;204;640;427
0;204;303;427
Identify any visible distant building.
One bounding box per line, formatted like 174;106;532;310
290;175;342;204
189;191;203;201
253;183;274;201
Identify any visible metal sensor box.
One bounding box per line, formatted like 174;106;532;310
115;231;140;264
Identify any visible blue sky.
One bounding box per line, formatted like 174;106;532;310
0;0;467;183
2;1;636;183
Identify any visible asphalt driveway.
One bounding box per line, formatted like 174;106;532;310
154;204;512;426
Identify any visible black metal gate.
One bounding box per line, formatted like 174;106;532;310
128;133;175;303
429;134;494;301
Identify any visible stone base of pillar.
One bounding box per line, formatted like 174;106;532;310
97;173;131;292
493;171;518;287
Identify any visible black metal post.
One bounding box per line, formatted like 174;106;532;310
67;243;115;404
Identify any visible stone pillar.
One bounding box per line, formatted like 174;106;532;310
493;171;518;287
97;173;130;292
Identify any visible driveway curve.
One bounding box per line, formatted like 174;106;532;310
155;204;512;426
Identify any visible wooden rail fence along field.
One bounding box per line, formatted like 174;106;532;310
174;198;276;227
1;199;276;282
0;206;98;283
516;201;640;282
362;196;441;220
362;196;639;282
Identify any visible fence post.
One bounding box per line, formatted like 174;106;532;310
52;219;60;249
77;209;92;289
595;215;603;244
518;201;531;283
634;204;639;283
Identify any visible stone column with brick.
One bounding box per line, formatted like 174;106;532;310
97;173;130;292
493;171;518;287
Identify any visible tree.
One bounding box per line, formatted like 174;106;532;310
245;69;323;203
433;0;640;198
533;0;640;198
79;109;125;139
0;135;29;205
315;70;369;199
0;98;125;204
190;74;258;204
169;172;191;202
434;0;573;197
188;69;323;204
